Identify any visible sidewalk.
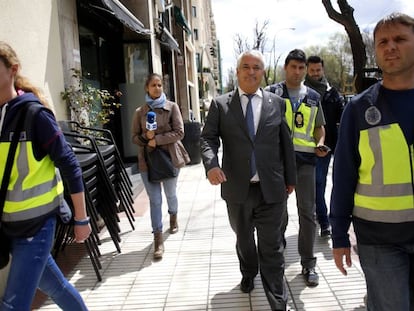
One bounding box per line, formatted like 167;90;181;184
35;162;366;311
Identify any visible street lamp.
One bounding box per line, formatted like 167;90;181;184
272;27;295;83
276;27;296;34
274;52;289;84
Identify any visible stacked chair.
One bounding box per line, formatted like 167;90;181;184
53;120;136;281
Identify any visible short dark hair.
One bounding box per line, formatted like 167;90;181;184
284;49;306;66
306;55;324;67
374;12;414;41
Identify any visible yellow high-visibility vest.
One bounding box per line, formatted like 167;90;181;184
285;98;318;153
354;123;414;222
0;104;63;223
270;83;320;153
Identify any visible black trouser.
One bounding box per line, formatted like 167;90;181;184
226;183;287;311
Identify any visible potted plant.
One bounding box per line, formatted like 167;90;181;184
61;69;121;128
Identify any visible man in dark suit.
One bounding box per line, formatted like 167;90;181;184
200;50;296;311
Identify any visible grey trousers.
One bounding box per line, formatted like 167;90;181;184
282;162;317;269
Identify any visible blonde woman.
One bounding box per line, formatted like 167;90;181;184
0;41;90;310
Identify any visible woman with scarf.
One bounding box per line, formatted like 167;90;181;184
132;73;189;260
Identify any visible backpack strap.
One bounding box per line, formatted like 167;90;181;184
0;103;30;218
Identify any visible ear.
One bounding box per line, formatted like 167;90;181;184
10;63;19;76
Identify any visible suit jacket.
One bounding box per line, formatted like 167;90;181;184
200;89;296;204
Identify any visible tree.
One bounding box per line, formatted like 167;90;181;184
305;47;339;90
322;0;366;93
234;33;247;55
362;29;376;68
230;20;274;89
327;35;350;89
253;20;269;52
233;20;270;54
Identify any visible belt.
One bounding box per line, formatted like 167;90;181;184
250;180;260;185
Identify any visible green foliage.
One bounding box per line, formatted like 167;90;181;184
226;27;360;93
303;33;354;91
61;69;120;127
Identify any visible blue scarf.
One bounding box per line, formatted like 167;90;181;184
145;93;166;109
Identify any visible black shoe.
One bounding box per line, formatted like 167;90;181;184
302;267;319;287
240;277;254;293
320;227;331;237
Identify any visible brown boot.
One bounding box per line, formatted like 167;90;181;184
153;232;164;259
169;214;178;234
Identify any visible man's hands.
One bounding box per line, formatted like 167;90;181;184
333;247;352;275
315;144;331;157
286;185;295;195
207;167;227;185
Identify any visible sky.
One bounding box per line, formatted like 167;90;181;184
211;0;414;83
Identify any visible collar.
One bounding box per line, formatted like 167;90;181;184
238;87;263;99
0;103;9;138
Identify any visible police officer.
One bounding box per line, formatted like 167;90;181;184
330;12;414;311
266;49;328;287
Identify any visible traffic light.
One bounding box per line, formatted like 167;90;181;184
209;47;216;57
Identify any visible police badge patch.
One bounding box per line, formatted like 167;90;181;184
295;112;304;128
365;106;381;125
275;86;283;97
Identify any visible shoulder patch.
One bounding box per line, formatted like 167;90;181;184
365;106;381;125
307;98;318;106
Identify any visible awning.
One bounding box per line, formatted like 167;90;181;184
101;0;151;35
159;27;180;53
173;6;192;35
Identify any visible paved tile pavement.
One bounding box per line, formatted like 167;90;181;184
35;162;367;311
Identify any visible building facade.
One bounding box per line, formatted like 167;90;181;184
0;0;220;160
191;0;220;122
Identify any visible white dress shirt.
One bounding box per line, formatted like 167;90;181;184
238;88;263;134
238;88;262;181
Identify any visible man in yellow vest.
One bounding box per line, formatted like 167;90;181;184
266;49;328;287
331;12;414;310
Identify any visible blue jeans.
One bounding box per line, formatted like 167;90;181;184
141;171;179;233
315;153;332;229
358;243;414;311
1;216;88;311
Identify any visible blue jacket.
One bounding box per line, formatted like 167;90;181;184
330;82;414;248
0;93;84;236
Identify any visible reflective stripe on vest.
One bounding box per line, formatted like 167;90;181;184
1;137;63;222
354;123;414;223
285;98;318;153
